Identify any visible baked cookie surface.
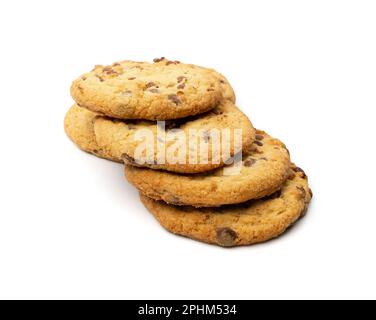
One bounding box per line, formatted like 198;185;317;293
125;130;291;207
94;101;255;173
64;105;120;162
71;58;224;120
206;69;235;103
140;165;312;247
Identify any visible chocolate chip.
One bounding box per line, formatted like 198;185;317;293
103;67;118;75
168;94;181;105
81;76;87;81
166;60;180;65
149;88;159;93
293;167;307;179
177;76;186;83
177;83;185;89
122;90;132;96
211;108;224;115
255;134;264;141
220;79;225;84
153;57;165;63
254;141;263;146
216;228;238;247
244;158;256;167
296;186;306;198
207;88;215;92
121;153;136;164
77;85;84;94
145;82;156;89
260;157;268;161
95;75;104;82
112;62;121;66
288;170;296;180
128;77;136;80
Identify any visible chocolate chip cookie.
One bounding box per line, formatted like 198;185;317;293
94;101;255;173
140;164;312;247
71;58;225;120
125;130;291;207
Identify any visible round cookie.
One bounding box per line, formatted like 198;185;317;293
71;58;224;120
64;105;120;162
94;101;255;174
125;130;291;207
140;165;312;247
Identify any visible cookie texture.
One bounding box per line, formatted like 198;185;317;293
206;69;235;103
64;105;120;162
71;58;224;120
140;164;312;247
94;101;255;173
125;130;291;207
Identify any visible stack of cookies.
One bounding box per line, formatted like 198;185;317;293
65;57;312;247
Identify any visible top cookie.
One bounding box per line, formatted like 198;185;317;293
71;58;224;120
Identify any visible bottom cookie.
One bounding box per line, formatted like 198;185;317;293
140;164;312;247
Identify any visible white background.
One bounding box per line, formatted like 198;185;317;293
0;0;375;300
